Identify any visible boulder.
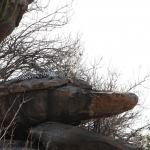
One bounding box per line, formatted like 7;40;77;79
0;140;25;149
31;122;142;150
0;78;138;132
0;77;140;149
0;148;37;150
8;78;71;93
0;78;138;138
0;0;34;43
0;139;44;150
0;78;92;96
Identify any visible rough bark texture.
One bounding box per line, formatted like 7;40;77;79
0;0;34;43
32;122;142;150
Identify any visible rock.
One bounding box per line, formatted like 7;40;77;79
67;78;92;89
31;122;141;150
0;140;39;150
1;77;92;96
0;78;140;149
46;86;138;124
0;0;34;43
0;78;138;133
8;78;70;93
0;140;25;148
0;139;43;150
0;84;9;96
0;148;37;150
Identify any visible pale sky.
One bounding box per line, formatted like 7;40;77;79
64;0;150;80
24;0;150;127
61;0;150;122
28;0;150;104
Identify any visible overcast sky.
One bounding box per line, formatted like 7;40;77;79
60;0;150;121
35;0;150;99
30;0;150;79
24;0;150;126
62;0;150;80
